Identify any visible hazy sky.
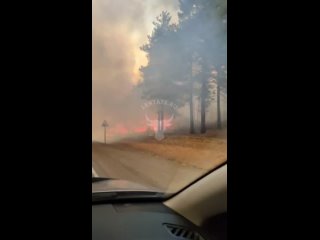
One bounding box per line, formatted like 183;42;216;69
92;0;179;141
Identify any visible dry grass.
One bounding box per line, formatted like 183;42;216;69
121;131;227;170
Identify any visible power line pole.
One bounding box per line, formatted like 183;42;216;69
102;120;109;144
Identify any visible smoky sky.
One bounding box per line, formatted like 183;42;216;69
92;0;227;142
92;0;179;141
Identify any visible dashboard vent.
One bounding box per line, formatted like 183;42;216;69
163;223;205;240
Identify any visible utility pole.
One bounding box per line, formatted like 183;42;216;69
102;120;109;144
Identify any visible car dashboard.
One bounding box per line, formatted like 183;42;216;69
92;202;212;240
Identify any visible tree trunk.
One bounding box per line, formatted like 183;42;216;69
217;80;222;129
157;110;161;133
160;109;164;131
189;89;195;134
200;80;206;134
157;103;165;132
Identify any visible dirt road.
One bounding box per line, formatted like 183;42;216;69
92;142;207;193
92;133;226;193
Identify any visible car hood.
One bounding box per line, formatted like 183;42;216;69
92;178;161;193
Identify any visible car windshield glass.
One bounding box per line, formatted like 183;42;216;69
92;0;227;195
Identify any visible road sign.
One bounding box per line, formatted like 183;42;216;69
102;120;109;127
102;120;109;144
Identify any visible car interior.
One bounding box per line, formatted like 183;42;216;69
92;1;227;239
92;163;227;240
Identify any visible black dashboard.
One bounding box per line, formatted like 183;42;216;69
92;202;213;240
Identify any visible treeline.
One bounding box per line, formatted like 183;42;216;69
138;0;227;133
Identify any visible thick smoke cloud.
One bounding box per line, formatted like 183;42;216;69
92;0;179;141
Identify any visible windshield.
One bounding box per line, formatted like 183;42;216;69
92;0;227;195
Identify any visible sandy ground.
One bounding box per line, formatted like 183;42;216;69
92;131;227;193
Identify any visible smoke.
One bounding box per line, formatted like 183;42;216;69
92;0;179;141
92;0;227;142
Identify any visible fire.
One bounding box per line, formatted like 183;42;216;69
108;124;147;136
148;120;173;132
105;119;174;138
133;126;148;133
